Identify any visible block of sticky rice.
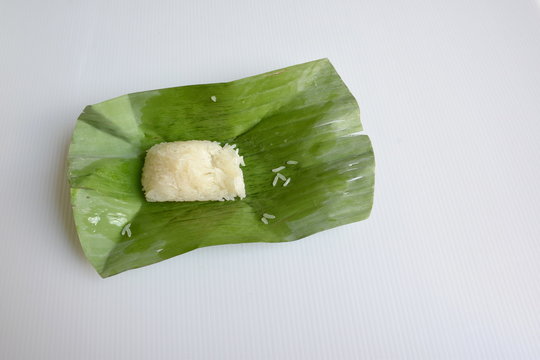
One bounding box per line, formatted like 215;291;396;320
141;140;246;202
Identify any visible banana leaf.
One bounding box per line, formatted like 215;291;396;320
68;59;375;277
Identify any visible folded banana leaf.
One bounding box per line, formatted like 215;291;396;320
68;59;375;277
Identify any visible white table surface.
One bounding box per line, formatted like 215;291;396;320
1;0;540;359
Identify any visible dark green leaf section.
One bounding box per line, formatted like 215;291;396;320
68;59;375;277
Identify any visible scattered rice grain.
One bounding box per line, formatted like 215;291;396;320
286;160;298;165
261;217;269;224
272;166;286;172
283;178;291;187
263;213;275;219
121;223;132;237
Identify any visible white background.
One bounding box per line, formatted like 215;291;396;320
1;0;540;359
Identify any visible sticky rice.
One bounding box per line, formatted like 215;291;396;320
141;140;246;202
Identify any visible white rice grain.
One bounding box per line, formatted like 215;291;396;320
277;173;286;181
121;223;132;237
286;160;298;165
211;96;217;102
272;166;286;173
261;217;269;224
272;174;279;186
283;178;291;187
263;213;275;219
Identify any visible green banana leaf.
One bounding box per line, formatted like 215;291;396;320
68;59;375;277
